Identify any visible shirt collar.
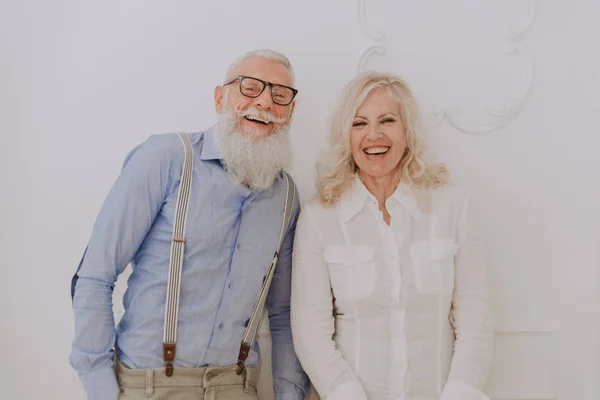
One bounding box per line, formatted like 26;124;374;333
390;180;422;222
200;124;222;161
339;175;421;222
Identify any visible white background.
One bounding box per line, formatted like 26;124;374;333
1;1;599;399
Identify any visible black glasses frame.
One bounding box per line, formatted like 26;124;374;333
223;75;298;106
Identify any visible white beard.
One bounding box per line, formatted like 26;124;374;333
215;103;292;190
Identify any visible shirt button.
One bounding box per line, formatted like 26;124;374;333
236;243;241;250
218;323;224;330
228;282;234;289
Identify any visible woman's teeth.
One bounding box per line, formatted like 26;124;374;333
364;147;389;155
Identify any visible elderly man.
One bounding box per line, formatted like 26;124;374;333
70;49;310;400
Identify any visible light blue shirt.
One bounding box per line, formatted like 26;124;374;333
70;125;309;400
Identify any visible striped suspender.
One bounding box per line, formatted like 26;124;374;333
235;171;296;375
161;133;296;377
162;132;193;377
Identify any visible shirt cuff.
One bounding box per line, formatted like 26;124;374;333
79;367;120;400
323;380;368;400
440;378;490;400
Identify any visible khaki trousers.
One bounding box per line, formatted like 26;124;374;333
115;358;259;400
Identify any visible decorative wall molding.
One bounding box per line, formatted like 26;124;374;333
356;0;386;73
357;0;384;41
489;327;558;400
356;0;536;134
357;45;385;73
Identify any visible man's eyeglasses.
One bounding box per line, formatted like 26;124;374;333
223;75;298;106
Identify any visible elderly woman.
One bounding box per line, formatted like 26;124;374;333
290;72;493;400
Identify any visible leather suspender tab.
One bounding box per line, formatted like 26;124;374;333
163;343;176;377
236;342;251;375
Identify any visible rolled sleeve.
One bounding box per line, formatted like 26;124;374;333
440;378;490;400
291;205;368;400
447;194;494;394
79;367;120;400
324;380;368;400
267;185;311;400
70;133;183;399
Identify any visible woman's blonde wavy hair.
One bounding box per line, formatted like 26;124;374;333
316;71;448;205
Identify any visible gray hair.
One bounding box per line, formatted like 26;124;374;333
224;49;295;85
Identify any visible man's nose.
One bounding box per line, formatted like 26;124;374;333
254;88;273;110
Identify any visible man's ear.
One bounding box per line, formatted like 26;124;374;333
214;86;224;114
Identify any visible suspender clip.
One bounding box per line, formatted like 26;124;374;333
165;361;174;377
236;360;245;375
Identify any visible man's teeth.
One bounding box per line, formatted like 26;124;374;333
364;147;389;155
245;116;270;125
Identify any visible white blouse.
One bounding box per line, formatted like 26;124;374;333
291;177;493;400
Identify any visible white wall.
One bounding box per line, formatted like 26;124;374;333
1;1;599;399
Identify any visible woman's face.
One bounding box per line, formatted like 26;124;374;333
350;88;406;181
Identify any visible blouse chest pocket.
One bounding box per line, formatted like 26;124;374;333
410;239;458;295
323;245;376;301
